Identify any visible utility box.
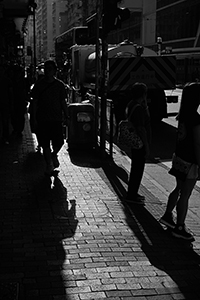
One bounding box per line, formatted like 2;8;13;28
68;103;95;149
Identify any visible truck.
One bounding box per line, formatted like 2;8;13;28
67;40;176;123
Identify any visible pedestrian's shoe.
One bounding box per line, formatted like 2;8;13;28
44;163;54;176
159;213;176;229
172;224;195;241
52;153;60;168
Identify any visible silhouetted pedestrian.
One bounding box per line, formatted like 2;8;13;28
160;82;200;241
124;82;151;205
31;60;68;175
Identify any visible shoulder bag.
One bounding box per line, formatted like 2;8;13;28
117;104;143;149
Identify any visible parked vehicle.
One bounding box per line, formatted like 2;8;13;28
67;40;176;122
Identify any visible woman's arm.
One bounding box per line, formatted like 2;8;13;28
131;106;150;157
137;125;150;157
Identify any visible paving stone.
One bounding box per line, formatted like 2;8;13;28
1;116;200;299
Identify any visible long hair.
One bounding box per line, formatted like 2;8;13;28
131;82;147;102
126;82;147;116
178;82;200;122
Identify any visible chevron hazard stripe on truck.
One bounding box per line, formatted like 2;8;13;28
109;56;176;91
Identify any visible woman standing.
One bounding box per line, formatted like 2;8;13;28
160;82;200;241
125;82;151;204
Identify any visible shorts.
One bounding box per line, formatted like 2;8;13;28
169;153;199;181
37;120;64;149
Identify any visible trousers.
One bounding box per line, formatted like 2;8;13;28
127;146;146;199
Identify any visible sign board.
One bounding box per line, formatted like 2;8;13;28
109;56;176;90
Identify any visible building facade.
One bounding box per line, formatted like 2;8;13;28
30;0;200;64
156;0;200;53
32;0;145;62
35;0;54;61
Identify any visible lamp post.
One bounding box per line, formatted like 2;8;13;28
33;3;37;72
29;0;37;81
100;0;109;158
100;0;130;157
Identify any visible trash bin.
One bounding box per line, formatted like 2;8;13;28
68;103;95;149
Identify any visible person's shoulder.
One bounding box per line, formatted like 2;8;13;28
127;101;140;111
34;77;45;87
133;104;143;114
31;78;45;96
55;77;65;86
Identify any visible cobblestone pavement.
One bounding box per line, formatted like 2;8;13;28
1;115;200;300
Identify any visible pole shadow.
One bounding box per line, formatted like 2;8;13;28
102;161;200;300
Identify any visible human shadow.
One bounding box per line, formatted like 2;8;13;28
102;160;129;199
31;173;78;236
0;118;78;300
20;172;79;299
102;161;200;299
126;204;200;299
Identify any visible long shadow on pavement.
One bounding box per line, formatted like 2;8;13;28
102;161;200;300
0;122;78;300
126;204;200;299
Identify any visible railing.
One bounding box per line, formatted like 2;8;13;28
96;98;115;158
104;98;115;158
85;93;116;158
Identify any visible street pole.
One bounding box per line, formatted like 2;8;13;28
95;1;100;149
100;2;108;158
32;2;37;81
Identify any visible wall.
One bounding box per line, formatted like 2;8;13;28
143;0;156;45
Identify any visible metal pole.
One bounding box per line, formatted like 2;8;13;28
100;1;108;158
95;2;100;149
100;35;108;158
109;101;114;159
33;3;37;81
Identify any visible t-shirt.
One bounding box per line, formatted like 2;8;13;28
176;112;200;164
31;77;67;123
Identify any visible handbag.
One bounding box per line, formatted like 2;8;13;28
117;104;143;149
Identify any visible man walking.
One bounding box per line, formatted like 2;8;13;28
31;60;68;175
